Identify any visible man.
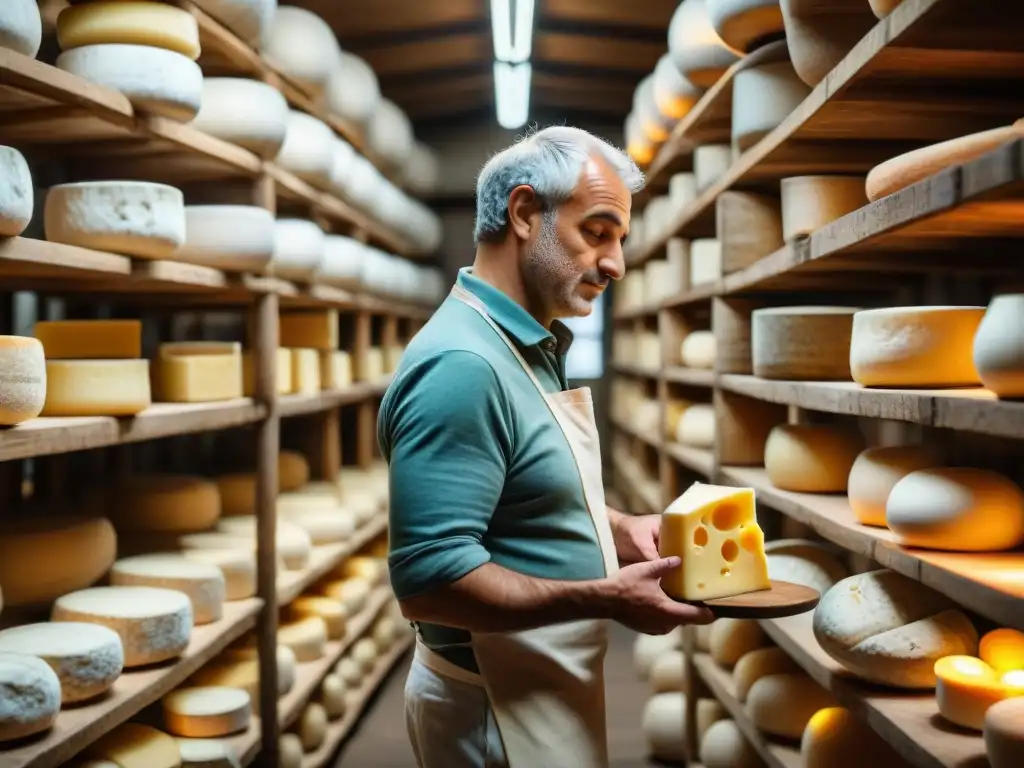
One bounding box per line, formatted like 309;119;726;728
378;126;714;768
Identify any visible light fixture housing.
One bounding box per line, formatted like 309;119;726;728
494;61;532;130
490;0;535;63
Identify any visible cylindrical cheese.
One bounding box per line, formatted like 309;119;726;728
279;733;303;768
747;672;837;738
181;548;257;601
191;0;273;45
781;176;867;240
268;219;326;281
653;53;702;121
299;702;328;751
985;697;1024;768
0;653;61;743
101;474;221;534
733;646;798;702
0;336;45;425
650;651;687;693
287;597;347;640
176;737;243;768
694;144;733;191
764;424;865;492
111;554;226;625
321;674;346;720
886;468;1024;552
934;655;1009;731
177;206;275;272
0;0;42;58
847;445;944;527
274;111;334;187
802;706;910;768
261;6;340;89
57;1;201;58
163;686;252;738
700;719;763;768
752;306;858;380
0;146;34;238
676;403;716;447
710;618;768;668
765;540;848;594
690;238;722;285
668;0;740;88
641;692;687;762
850;306;986;388
85;722;182;768
974;293;1024;398
708;0;786;52
278;617;328;662
732;43;811;151
632;629;683;679
191;77;288;158
680;331;717;369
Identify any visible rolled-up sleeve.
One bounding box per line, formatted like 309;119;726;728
378;350;513;600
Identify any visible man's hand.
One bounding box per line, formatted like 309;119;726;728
604;557;715;634
608;507;662;564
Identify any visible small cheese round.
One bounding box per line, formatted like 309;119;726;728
45;180;186;260
177;206;275;272
0;0;42;57
163;686;252;738
708;0;786;53
668;0;740;88
334;656;362;687
732;43;812;151
765;424;865;493
52;586;193;668
676;403;716;447
0;336;45;425
733;646;799;702
337;556;385;585
633;629;683;679
368;99;413;167
0;146;34;237
696;698;728;751
812;570;978;688
0;515;116;607
974;293;1024;398
802;706;908;768
279;733;303;768
191;0;273;45
747;672;837;738
985;697;1024;768
278;617;328;662
700;719;762;768
320;578;371;616
285;509;355;545
111;554;226;625
980;628;1024;675
709;619;768;668
287;597;346;640
43;359;151;416
752;306;858;380
372;617;396;652
850;306;986;387
694;144;733;190
886;468;1024;552
351;637;378;673
653;53;702;121
176;737;242;768
650;651;687;693
299;702;328;751
213;518;312;571
103;475;221;534
680;331;717;369
320;674;346;719
847;446;944;527
0;623;122;704
268;219;326;281
261;6;340;89
198;644;295;703
57;43;202;121
57;1;200;58
327;52;380;125
191;78;288;158
781;176;867;241
275;111;334;186
641;692;686;762
181;549;257;601
279;451;310;491
766;540;849;594
0;654;60;742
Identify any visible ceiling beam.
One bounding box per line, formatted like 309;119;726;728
541;0;678;29
533;32;664;71
295;0;484;40
357;32;491;78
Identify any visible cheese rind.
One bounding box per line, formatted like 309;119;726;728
211;519;312;570
163;686;252;738
287;597;347;640
261;6;340;89
709;618;768;668
781;176;867;240
732;54;811;151
279;450;310;491
191;78;288;158
660;482;770;601
192;0;273;45
57;2;201;58
298;702;328;751
690;238;722;285
279;733;303;768
746;672;837;738
269;219;326;281
52;586;194;667
0;653;60;742
320;578;371;616
181;549;256;601
86;722;183;768
290;348;321;394
0;1;42;58
45;181;186;260
320;674;346;719
351;637;378;673
934;655;1008;730
708;0;786;52
101;474;221;534
275;111;334;186
0;622;123;704
176;737;242;768
320;351;353;389
177;206;275;272
699;718;762;768
751;306;858;380
984;697;1024;768
765;424;864;493
980;628;1024;675
0;336;45;425
111;554;226;625
733;646;798;702
641;692;686;762
766;540;848;594
277;617;328;662
34;319;141;359
633;629;683;679
668;0;739;88
680;331;716;369
280;311;339;351
847;446;943;527
0;146;34;237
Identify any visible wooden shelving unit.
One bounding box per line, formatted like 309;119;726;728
611;2;1024;766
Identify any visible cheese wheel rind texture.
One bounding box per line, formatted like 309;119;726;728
766;543;848;594
45;181;186;260
641;692;686;762
650;650;687;694
177;205;275;272
0;146;33;237
299;702;328;751
0;0;42;58
52;586;194;667
192;0;273;45
984;697;1024;768
163;686;252;738
752;306;858;380
847;445;944;527
812;569;978;688
111;554;226;625
765;424;865;493
886;467;1024;552
0;622;123;704
261;6;339;88
57;1;201;58
668;0;740;88
746;672;837;738
0;336;45;425
708;0;786;53
801;706;909;768
780;176;867;240
0;652;61;742
700;718;763;768
709;618;768;668
732;57;811;151
191;78;288;158
973;293;1024;398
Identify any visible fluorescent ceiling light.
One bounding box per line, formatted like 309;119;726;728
491;0;535;63
494;61;531;129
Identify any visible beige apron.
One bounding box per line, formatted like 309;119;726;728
414;283;619;768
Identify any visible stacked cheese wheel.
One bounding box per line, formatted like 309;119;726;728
55;0;204;121
153;341;245;404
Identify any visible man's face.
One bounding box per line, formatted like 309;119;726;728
520;156;631;319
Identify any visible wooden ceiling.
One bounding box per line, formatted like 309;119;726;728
293;0;677;126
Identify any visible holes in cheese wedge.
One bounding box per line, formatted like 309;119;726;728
712;502;742;531
740;526;763;553
721;568;731;577
694;526;709;546
722;539;739;562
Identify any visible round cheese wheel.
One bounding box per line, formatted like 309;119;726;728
751;306;858;380
191;77;287;157
56;44;202;121
181;549;255;600
734;646;799;702
101;474;221;534
319;235;365;290
261;6;340;88
327;52;380;126
695;624;713;652
368;99;413;167
847;445;944;527
0;0;42;57
321;578;371;615
668;0;740;88
747;672;837;738
653;53;702;121
42;359;150;416
351;637;378;673
690;238;722;285
641;692;686;762
625;110;656;166
650;651;687;693
163;686;251;738
708;0;786;52
176;737;242;768
764;423;865;492
633;629;683;679
111;554;226;625
278;617;328;662
635;73;675;144
732;42;812;151
337;556;385;586
886;467;1024;552
53;586;194;667
275;111;334;186
779;0;878;88
177;205;275;272
404;141;440;195
781;176;867;240
868;0;903;17
985;697;1024;768
710;619;769;668
700;719;762;768
287;509;355;544
335;656;362;686
766;540;849;593
321;674;346;719
680;331;716;369
694;143;733;191
299;702;328;751
0;335;45;425
0;147;33;238
85;723;181;767
974;293;1024;398
802;706;908;768
670;172;698;212
212;518;312;570
0;622;122;704
278;450;310;491
372;617;396;652
980;628;1024;674
676;403;716;447
812;569;978;688
696;698;728;751
850;306;986;387
0;515;116;607
268;218;326;281
0;653;61;742
328;137;357;194
57;1;200;58
203;643;296;701
934;655;1008;731
288;597;347;640
279;733;303;768
45;180;185;259
192;0;273;45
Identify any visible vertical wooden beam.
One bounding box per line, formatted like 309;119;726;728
353;311;371;382
356;401;376;470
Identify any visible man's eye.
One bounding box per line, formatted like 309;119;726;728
585;228;606;240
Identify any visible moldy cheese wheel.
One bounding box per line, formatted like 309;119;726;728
0;336;45;425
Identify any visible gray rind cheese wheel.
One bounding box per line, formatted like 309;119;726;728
708;0;786;52
668;0;740;88
0;0;42;57
751;306;858;380
0;146;33;237
0;652;61;742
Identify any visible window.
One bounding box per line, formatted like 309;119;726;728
561;292;605;380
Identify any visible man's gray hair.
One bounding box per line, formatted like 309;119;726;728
473;125;646;244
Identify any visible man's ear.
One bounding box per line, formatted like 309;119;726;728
507;185;543;241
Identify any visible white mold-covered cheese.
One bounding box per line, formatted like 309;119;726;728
668;0;740;88
181;549;256;601
0;146;33;237
650;650;686;693
812;569;978;688
0;623;123;704
633;629;683;679
45;180;186;259
260;6;340;89
212;518;312;570
111;554;226;625
0;653;61;742
299;702;327;751
274;111;334;186
163;686;252;738
700;719;763;768
56;44;203;122
0;335;45;425
847;445;943;528
320;674;346;719
192;0;274;46
973;293;1024;398
641;692;686;762
0;0;42;57
327;52;380;126
751;306;858;380
177;205;275;272
52;586;194;668
732;42;811;151
268;219;325;281
368;99;413;168
764;423;865;493
191;78;288;158
690;238;722;285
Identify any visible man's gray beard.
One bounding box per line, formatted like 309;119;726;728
520;213;594;319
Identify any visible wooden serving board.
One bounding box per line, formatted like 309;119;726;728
684;580;820;619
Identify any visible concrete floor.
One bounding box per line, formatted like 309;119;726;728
334;623;659;767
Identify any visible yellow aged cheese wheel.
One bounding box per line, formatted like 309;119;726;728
162;686;252;738
278;450;310;491
802;706;911;768
700;718;762;768
847;445;944;527
287;596;347;640
780;176;867;241
980;628;1024;675
84;723;182;768
733;646;799;702
97;474;221;534
746;672;838;738
57;1;201;59
34;319;141;360
710;618;769;668
765;423;864;492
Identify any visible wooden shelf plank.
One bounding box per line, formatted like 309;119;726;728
663;367;715;387
0;599;261;768
664;442;714;477
278;380;392;418
613;305;660;321
611;417;662;451
759;613;987;768
613;363;661;380
0;400;266;462
612;458;663;516
718;465;1024;631
692;653;803;768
